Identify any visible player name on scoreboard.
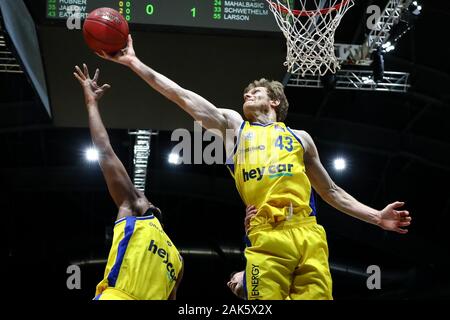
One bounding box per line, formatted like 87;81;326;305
221;1;269;21
47;0;89;19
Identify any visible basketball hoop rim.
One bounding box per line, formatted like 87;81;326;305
267;0;352;17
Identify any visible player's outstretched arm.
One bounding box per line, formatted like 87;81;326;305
296;130;412;234
97;35;243;135
74;64;139;210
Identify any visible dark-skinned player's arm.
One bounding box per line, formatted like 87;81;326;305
97;35;243;136
74;64;140;214
168;258;184;300
295;130;412;234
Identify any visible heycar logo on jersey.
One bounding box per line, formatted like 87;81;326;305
148;240;177;282
243;145;265;153
242;164;294;182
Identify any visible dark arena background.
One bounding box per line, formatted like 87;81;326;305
1;0;449;304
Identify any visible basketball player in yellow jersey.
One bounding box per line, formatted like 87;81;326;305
98;35;412;300
73;64;183;300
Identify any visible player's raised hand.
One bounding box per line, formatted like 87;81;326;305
377;201;412;234
74;63;111;105
96;34;136;67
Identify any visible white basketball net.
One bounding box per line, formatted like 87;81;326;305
267;0;354;76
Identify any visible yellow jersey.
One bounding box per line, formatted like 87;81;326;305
95;214;182;300
227;121;317;225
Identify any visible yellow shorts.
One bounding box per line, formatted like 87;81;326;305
244;216;332;300
93;288;137;300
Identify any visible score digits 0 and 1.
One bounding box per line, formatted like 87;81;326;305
143;2;199;19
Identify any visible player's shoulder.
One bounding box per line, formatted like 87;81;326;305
288;128;315;151
290;128;312;141
220;108;244;129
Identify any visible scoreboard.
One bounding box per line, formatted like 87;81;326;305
46;0;280;32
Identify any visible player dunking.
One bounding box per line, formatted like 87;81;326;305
98;35;411;300
74;64;183;300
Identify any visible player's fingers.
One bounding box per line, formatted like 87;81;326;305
92;68;99;82
83;63;90;78
391;201;405;209
73;72;83;84
398;210;410;217
95;51;106;59
246;205;257;214
74;65;85;79
102;50;115;60
398;221;411;227
398;215;411;222
128;34;133;47
100;84;111;91
245;212;256;220
395;227;408;234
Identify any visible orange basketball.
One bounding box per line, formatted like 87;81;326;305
83;7;129;54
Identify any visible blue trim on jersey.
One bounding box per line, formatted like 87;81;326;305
114;216;127;225
286;127;305;151
225;162;235;174
225;121;246;174
136;215;154;220
243;235;251;299
93;294;102;300
309;189;317;216
243;270;248;300
115;214;154;225
226;163;235;173
108;217;136;287
243;234;252;248
250;122;274;127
